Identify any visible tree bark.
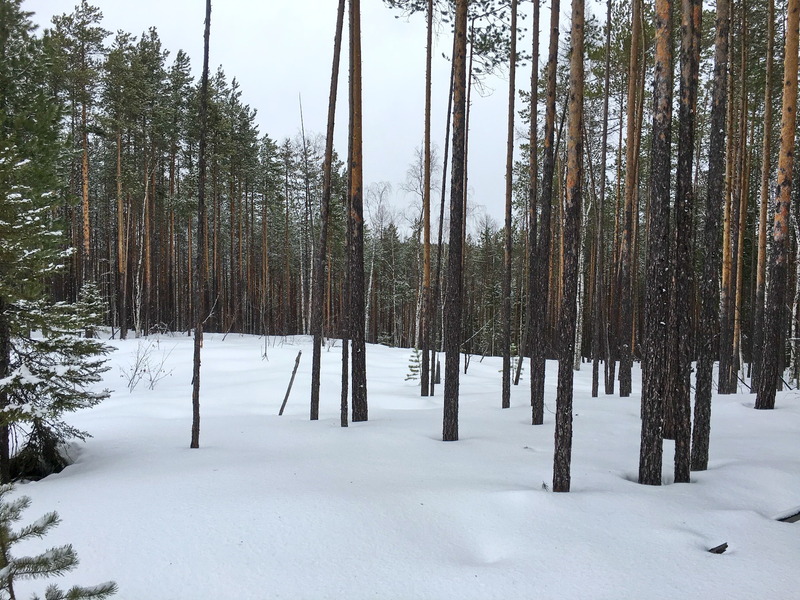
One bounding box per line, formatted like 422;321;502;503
311;0;345;421
191;0;212;449
502;0;518;409
619;0;642;399
692;0;729;471
349;0;368;422
531;0;560;425
522;0;540;392
751;0;775;392
421;0;434;398
670;0;701;484
756;0;799;410
591;0;613;398
443;0;468;442
639;0;672;486
553;0;584;493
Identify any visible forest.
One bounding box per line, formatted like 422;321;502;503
1;0;799;492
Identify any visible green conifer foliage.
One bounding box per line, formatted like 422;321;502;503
406;347;421;381
0;484;117;600
0;0;112;481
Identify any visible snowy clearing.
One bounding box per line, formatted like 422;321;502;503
12;333;799;599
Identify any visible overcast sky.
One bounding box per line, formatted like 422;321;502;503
26;0;556;230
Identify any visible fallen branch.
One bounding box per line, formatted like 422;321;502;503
279;350;302;416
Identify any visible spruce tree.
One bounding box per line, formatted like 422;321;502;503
0;484;117;600
0;0;112;481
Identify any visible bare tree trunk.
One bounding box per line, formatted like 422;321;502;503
443;0;468;442
116;131;128;339
669;0;701;484
521;0;540;390
751;0;775;391
81;101;90;284
421;0;434;397
531;0;560;425
349;0;368;422
311;0;345;421
553;0;584;493
191;0;211;449
430;29;458;398
502;0;518;409
639;0;672;486
691;0;729;471
756;0;799;410
591;0;612;398
719;16;737;394
619;0;642;399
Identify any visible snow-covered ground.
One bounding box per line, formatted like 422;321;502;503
12;333;800;599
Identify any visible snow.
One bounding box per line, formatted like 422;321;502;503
12;333;800;599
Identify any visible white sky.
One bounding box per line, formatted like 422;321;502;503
26;0;560;230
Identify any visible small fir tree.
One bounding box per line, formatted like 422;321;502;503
405;347;421;381
3;294;112;479
0;484;117;600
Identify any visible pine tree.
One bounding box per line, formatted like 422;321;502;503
553;0;585;493
0;484;117;600
0;0;111;482
756;0;800;410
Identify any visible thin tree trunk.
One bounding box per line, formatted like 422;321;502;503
311;0;345;421
751;0;775;391
502;0;518;409
191;0;211;449
719;15;737;394
591;0;613;398
531;0;560;425
421;0;434;398
430;28;458;398
81;101;90;283
692;0;729;471
619;0;642;399
521;0;541;389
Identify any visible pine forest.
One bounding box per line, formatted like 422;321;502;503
0;0;799;595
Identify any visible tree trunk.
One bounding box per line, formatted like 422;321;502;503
81;101;90;283
443;0;468;442
751;0;775;391
669;0;701;484
756;0;799;410
191;0;212;449
311;0;345;421
349;0;368;422
639;0;672;486
502;0;518;409
531;0;560;425
0;302;10;482
421;0;434;398
553;0;584;493
692;0;730;471
591;0;613;398
619;0;642;399
522;0;540;392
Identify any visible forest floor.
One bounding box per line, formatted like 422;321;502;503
11;333;799;599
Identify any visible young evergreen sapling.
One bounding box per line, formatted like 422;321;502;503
0;484;117;600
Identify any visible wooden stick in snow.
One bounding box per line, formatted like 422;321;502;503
279;351;302;416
